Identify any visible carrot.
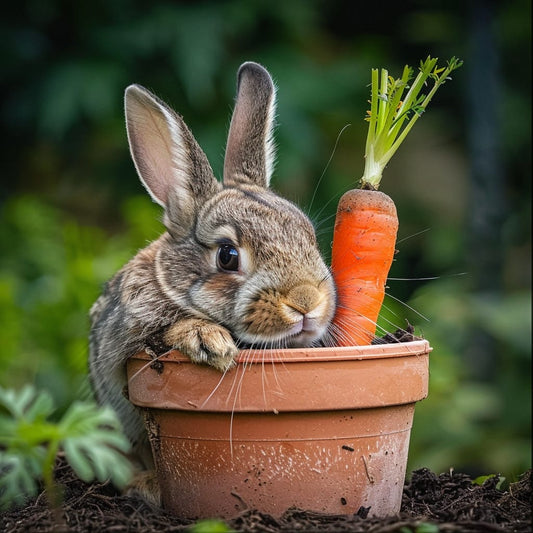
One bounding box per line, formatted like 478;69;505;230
331;56;462;346
331;188;398;346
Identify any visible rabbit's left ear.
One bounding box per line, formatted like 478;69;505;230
223;62;277;188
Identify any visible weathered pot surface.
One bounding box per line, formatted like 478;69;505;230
127;339;431;519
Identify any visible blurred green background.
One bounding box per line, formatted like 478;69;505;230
1;1;530;480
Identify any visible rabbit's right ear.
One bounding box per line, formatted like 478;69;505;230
125;85;220;236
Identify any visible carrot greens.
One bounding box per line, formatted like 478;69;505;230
361;56;463;190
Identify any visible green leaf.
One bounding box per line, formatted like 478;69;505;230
472;474;506;490
59;403;133;487
64;437;132;488
472;473;496;485
0;451;43;509
189;519;234;533
62;439;95;482
0;385;55;423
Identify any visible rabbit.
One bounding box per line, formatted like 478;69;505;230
89;61;336;503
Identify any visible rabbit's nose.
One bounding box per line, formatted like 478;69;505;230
284;284;323;315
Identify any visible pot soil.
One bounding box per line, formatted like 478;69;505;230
127;340;431;519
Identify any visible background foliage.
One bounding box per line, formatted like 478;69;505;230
1;0;530;479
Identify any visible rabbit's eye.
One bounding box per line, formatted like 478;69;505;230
217;244;239;272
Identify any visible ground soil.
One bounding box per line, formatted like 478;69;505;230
1;460;530;532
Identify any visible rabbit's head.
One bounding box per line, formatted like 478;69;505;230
125;62;335;349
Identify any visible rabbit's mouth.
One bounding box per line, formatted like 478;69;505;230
285;315;320;338
285;322;327;347
237;318;328;349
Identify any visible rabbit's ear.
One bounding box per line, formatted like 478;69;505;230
125;84;219;234
223;62;276;188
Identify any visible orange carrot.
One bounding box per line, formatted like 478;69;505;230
331;188;398;345
331;56;462;346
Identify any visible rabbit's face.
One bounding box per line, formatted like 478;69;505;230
159;185;335;349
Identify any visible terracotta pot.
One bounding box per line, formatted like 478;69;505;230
127;339;431;519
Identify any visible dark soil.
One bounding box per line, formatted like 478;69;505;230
1;459;530;533
371;322;419;344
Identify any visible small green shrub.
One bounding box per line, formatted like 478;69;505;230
0;384;132;510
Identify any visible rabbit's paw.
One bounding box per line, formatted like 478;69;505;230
164;318;238;372
125;469;161;506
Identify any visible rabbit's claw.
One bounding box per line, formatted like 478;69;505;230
164;318;238;372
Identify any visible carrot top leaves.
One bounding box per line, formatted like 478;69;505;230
361;56;463;190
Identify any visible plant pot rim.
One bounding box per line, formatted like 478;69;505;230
127;339;431;413
131;338;431;365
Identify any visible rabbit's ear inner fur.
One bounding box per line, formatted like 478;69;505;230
125;84;219;236
224;62;277;189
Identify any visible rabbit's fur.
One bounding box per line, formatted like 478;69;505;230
89;62;336;499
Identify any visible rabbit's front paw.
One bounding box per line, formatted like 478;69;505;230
164;318;238;372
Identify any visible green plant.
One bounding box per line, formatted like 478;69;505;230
189;519;235;533
472;473;506;489
0;384;132;510
361;56;463;189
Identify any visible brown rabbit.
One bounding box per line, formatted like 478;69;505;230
89;62;336;501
